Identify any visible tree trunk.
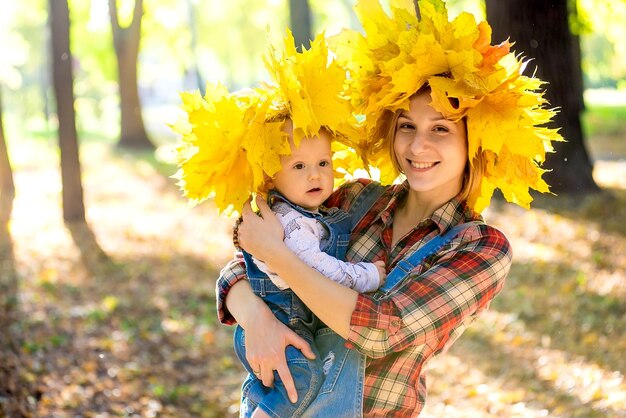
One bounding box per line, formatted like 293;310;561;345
49;0;86;223
0;87;15;223
108;0;153;149
289;0;312;51
485;0;599;194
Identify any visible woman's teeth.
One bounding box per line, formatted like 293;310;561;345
410;161;436;169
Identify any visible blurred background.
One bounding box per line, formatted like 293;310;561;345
0;0;624;417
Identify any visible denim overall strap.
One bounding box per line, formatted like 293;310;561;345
317;210;352;260
379;221;481;294
347;182;387;231
267;190;319;219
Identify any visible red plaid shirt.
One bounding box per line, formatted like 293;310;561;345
217;179;512;417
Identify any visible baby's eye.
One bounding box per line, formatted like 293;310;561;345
293;163;305;170
319;160;330;167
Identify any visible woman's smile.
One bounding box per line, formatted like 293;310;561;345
408;160;438;170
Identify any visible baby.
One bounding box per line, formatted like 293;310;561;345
232;118;385;418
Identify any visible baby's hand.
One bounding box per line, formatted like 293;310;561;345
373;260;386;287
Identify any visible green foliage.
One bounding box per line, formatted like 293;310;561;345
1;0;49;126
583;103;626;137
192;0;289;89
578;0;626;88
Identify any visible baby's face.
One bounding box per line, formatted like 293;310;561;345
272;129;334;211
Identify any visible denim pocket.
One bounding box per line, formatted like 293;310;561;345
260;288;293;320
315;329;353;395
301;328;365;417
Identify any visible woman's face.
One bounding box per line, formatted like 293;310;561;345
393;91;467;201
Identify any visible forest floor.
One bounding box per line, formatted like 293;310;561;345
1;139;625;417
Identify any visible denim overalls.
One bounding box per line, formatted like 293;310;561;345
234;190;354;417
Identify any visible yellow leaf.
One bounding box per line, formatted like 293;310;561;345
101;295;119;313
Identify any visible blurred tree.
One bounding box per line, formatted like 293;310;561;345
486;0;599;194
108;0;153;149
0;87;15;222
49;0;86;222
289;0;312;50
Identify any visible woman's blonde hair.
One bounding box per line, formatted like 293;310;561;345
382;86;485;205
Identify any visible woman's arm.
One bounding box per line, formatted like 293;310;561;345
222;276;316;403
217;251;316;401
225;280;315;398
238;196;360;339
216;255;248;325
239;197;512;358
346;223;511;358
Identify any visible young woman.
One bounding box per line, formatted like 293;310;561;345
217;1;562;416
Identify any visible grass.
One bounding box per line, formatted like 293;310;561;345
582;89;626;161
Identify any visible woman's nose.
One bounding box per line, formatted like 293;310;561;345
409;132;428;153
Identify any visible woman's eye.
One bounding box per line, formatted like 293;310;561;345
398;123;414;130
433;126;449;133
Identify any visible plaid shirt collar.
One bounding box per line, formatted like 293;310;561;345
377;180;475;234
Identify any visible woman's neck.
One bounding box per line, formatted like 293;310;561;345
392;188;457;245
402;190;451;222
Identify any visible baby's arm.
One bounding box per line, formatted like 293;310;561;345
373;260;386;287
278;210;385;293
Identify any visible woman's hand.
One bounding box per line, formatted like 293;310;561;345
238;196;285;263
244;307;316;403
225;268;316;403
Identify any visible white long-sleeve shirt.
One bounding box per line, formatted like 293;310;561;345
253;202;381;293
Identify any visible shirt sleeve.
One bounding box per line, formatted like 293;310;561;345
346;224;512;358
279;206;382;293
215;252;247;325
